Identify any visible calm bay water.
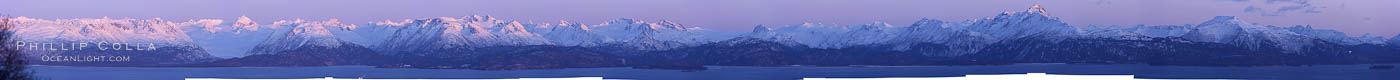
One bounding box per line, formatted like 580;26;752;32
29;64;1400;80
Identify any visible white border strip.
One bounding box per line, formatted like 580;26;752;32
186;77;606;80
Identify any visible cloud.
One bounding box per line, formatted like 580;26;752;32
1265;0;1306;4
1244;6;1263;12
1095;0;1112;5
1233;0;1327;16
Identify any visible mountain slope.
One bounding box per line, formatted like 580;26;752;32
7;17;220;45
962;4;1079;41
1181;16;1323;53
212;19;385;66
1391;34;1400;47
7;17;222;65
246;19;359;55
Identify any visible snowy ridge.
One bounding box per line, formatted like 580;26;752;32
891;19;996;56
1288;25;1388;45
1182;16;1321;52
246;19;359;55
1081;25;1153;40
5;4;1394;57
1126;25;1194;38
539;20;607;46
369;15;736;54
231;16;263;34
4;16;225;63
7;17;221;46
736;5;1077;55
735;5;1386;54
1355;34;1388;45
370;16;552;54
963;5;1078;41
246;8;1393;56
581;18;721;50
745;22;905;49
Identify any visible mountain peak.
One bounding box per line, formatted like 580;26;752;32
501;21;532;34
552;20;590;31
910;18;945;27
658;20;678;25
248;19;359;55
752;25;771;33
1204;16;1246;24
467;15;498;22
985;5;1059;22
1028;4;1049;15
233;16;259;34
607;18;639;24
1184;16;1249;43
1198;16;1252;28
270;19;357;37
656;20;690;30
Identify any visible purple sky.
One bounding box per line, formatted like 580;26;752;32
3;0;1396;37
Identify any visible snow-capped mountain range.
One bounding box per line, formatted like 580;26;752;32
4;5;1397;60
245;19;359;55
368;16;741;54
5;16;225;64
7;17;221;46
262;4;1400;58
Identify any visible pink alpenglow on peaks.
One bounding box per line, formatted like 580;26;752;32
232;16;261;34
7;17;222;45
